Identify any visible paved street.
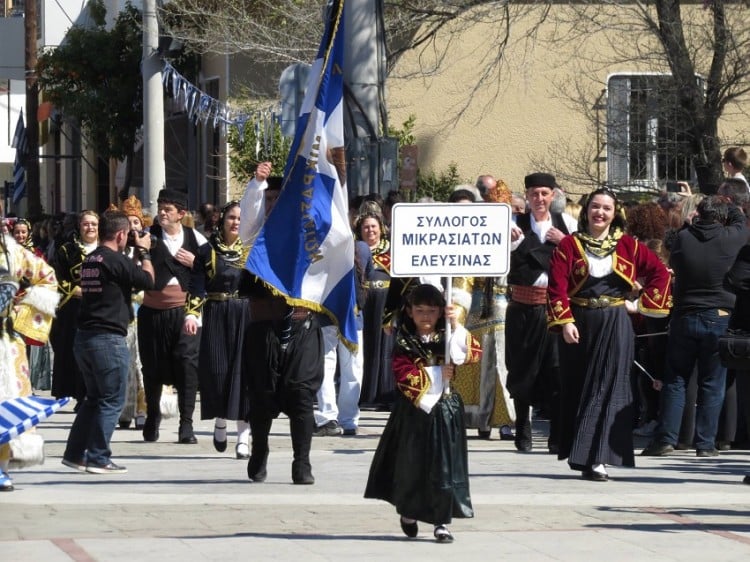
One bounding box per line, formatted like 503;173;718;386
2;396;750;561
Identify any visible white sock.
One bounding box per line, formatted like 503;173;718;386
214;418;227;442
236;420;250;445
592;463;607;475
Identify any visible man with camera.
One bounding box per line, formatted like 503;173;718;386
137;189;207;444
62;211;154;473
643;195;748;458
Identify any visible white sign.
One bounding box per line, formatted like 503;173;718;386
390;203;512;277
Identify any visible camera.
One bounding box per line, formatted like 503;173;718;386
127;229;155;248
666;181;681;193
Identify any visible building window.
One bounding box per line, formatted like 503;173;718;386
607;73;701;191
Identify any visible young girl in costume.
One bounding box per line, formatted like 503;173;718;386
364;283;481;542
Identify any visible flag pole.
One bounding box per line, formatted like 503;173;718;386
444;278;452;396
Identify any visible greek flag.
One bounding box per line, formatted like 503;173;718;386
11;111;27;205
246;0;357;348
0;396;70;445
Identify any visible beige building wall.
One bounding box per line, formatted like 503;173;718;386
386;5;749;198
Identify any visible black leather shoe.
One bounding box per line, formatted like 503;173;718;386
640;442;674;456
477;429;492;440
515;439;532;452
292;460;315;485
142;416;160;442
400;517;418;538
247;449;268;482
177;421;198;445
548;443;560;455
743;474;750;485
178;422;197;444
213;425;227;452
582;469;608;482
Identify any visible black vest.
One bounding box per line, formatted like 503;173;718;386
507;213;570;286
148;225;201;291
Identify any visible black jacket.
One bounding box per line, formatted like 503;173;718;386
670;206;748;316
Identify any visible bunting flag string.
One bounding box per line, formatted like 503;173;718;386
161;61;281;154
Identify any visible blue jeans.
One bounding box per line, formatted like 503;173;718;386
656;310;730;450
63;330;129;466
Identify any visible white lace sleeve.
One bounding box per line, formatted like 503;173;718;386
239;177;267;245
448;324;470;365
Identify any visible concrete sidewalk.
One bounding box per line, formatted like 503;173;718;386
2;397;750;561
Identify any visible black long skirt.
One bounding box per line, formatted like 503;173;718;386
558;305;636;470
360;286;395;406
198;298;250;420
50;299;83;400
365;392;473;525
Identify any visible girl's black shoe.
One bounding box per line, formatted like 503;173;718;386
433;525;453;542
400;516;418;538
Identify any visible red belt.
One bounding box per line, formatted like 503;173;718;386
510;285;547;306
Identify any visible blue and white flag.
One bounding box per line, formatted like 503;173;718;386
0;396;70;445
11;111;27;205
246;0;357;349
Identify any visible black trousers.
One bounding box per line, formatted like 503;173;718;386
506;301;561;446
137;305;199;424
245;313;324;466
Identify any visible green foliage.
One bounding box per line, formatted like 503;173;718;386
415;162;464;202
387;114;417;147
387;114;465;202
36;0;143;162
226;115;292;183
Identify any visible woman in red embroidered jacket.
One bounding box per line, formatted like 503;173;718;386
547;188;671;481
364;283;482;543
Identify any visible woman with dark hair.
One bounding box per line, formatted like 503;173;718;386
355;208;395;408
12;219;43;258
13;218;52;391
365;283;481;542
0;226;60;491
184;201;252;458
547;188;671;481
50;210;99;407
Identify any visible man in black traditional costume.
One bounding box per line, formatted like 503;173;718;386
505;173;577;453
239;162;324;485
138;189;208;444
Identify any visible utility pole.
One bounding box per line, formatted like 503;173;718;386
344;0;380;139
24;0;41;217
343;0;396;198
142;0;165;216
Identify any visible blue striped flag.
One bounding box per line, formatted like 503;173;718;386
245;0;357;349
0;395;70;445
11;111;27;205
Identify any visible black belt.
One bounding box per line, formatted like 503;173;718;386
206;292;247;302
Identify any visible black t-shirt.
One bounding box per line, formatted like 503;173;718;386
78;246;154;336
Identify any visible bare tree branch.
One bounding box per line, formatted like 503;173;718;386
160;0;750;191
